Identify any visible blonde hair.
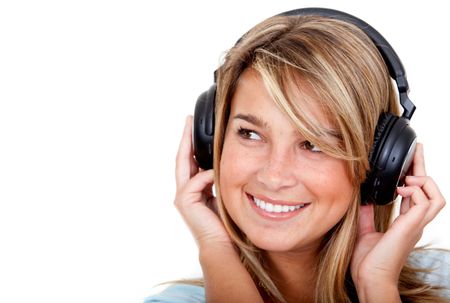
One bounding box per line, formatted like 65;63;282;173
209;15;448;303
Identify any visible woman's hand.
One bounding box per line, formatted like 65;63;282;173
350;143;446;300
174;115;232;250
175;116;263;303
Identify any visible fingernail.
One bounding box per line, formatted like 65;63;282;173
397;186;406;192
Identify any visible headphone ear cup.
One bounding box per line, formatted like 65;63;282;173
361;113;395;204
370;113;395;162
361;113;417;205
193;84;216;169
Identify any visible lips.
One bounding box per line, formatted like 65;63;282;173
247;193;310;220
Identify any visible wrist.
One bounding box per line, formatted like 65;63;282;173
199;241;238;263
198;240;263;303
356;280;401;303
198;237;235;253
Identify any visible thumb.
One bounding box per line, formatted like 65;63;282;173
358;203;376;236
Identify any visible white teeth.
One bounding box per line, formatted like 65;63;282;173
253;197;306;213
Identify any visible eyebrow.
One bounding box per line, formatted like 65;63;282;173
232;113;342;140
233;113;269;129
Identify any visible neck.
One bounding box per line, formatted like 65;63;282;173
263;245;320;303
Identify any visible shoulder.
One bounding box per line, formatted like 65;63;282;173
409;248;450;297
144;284;205;303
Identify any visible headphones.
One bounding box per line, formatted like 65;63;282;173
193;7;417;205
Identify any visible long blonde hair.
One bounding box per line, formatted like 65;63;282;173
210;15;448;303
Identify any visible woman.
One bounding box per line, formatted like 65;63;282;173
148;9;449;303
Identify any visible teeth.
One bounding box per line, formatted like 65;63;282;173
253;197;306;213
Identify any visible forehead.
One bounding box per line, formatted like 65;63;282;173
230;67;335;131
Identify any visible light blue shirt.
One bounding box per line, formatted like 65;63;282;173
144;284;205;303
144;249;450;302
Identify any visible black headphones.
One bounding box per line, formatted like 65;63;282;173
193;7;417;205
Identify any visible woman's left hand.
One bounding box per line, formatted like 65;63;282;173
350;143;446;292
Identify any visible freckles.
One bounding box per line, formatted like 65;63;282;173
221;143;248;182
320;167;341;188
307;160;352;202
297;161;330;187
222;144;240;168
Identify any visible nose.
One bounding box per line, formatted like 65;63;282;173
255;146;298;191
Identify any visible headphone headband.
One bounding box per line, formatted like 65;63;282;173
235;8;416;119
281;8;407;89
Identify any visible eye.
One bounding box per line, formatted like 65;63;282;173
237;127;262;141
300;141;322;153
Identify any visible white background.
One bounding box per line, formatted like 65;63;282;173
0;1;449;302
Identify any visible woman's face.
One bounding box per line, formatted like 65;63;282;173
220;68;354;252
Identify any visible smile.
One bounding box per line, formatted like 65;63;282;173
247;193;310;220
253;197;307;213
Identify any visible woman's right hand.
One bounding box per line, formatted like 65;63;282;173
174;115;232;250
175;116;263;303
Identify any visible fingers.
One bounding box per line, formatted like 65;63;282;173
358;204;376;236
397;176;446;225
412;143;426;176
392;143;446;250
404;176;441;200
399;196;411;215
185;169;215;195
397;186;432;230
176;115;199;189
397;186;429;209
398;143;430;216
174;169;214;208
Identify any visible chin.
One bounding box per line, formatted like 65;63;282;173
240;226;324;253
245;232;302;252
253;240;296;252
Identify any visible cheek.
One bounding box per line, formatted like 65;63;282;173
309;160;354;211
219;141;245;224
220;138;262;185
220;141;244;186
219;139;264;216
219;140;246;201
